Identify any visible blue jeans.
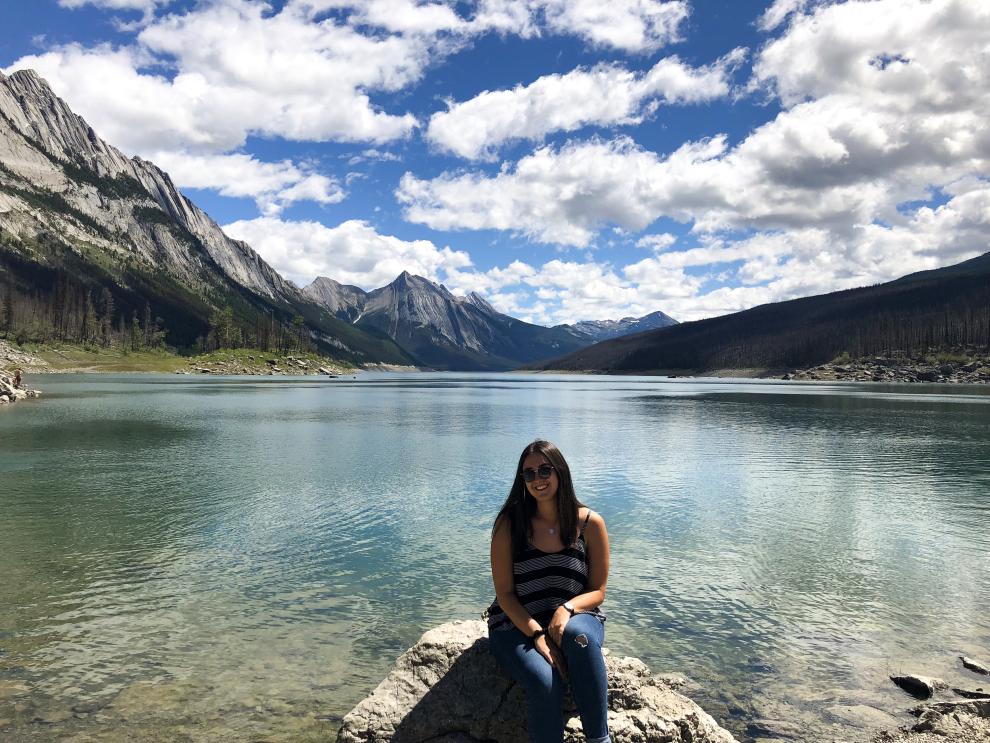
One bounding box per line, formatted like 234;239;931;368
489;613;610;743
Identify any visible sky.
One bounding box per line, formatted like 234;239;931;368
1;0;988;325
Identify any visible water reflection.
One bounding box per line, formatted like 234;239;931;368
0;373;988;742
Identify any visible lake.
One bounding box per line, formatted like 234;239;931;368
1;373;989;742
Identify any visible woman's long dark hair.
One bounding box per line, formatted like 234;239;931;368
493;440;585;556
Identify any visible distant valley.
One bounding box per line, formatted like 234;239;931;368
303;273;676;370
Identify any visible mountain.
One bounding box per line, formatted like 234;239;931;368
0;69;413;364
304;272;594;371
533;251;990;374
555;310;678;344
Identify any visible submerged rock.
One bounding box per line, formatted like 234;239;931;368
336;620;737;743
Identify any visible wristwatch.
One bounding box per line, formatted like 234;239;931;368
563;601;576;615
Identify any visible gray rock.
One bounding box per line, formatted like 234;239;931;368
336;620;737;743
952;688;990;700
961;656;990;675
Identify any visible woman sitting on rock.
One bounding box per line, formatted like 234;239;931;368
486;440;611;743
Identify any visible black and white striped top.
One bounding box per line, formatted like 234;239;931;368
487;512;605;632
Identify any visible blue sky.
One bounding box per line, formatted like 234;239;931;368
2;0;988;324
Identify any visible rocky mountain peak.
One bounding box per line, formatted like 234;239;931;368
466;291;498;315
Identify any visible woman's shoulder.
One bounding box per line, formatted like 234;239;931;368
579;506;605;525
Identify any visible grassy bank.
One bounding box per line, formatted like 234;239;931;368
10;342;356;375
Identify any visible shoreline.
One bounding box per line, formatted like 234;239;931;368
6;340;989;384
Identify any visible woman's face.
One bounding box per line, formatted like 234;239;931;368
521;452;559;503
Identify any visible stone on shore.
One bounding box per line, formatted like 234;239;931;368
336;620;737;743
961;656;990;676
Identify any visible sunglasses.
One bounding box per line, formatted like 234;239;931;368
520;464;555;483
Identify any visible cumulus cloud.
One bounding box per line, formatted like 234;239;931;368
152;152;345;216
221;217;472;288
636;233;678;251
427;48;745;160
308;0;469;35
58;0;166;11
400;1;990;238
397;136;728;246
327;0;690;53
448;181;990;324
757;0;812;31
491;0;690;53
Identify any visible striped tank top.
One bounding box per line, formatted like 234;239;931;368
486;511;605;632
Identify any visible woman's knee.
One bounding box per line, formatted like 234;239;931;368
562;615;603;651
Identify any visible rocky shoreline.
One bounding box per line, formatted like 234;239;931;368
0;371;41;405
176;353;352;376
782;351;990;384
874;656;990;743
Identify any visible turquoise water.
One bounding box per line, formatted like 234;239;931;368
1;373;989;742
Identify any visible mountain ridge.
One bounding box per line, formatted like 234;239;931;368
0;68;414;364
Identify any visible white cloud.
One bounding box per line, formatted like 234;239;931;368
397;136;726;247
327;0;690;53
426;48;745;160
310;0;469;35
532;0;690;53
490;183;990;325
757;0;811;31
57;0;166;11
220;218;472;289
635;233;677;251
151;152;344;216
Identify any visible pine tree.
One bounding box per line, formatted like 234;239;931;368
82;291;97;345
130;310;142;351
99;288;115;346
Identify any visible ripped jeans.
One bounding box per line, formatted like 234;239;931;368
488;613;610;743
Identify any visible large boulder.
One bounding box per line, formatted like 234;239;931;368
337;620;737;743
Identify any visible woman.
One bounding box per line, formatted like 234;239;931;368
486;440;611;743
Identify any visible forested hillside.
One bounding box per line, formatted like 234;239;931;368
534;251;990;373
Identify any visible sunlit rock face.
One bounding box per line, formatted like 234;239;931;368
0;68;293;301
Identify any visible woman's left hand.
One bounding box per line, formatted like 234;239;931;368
548;606;570;646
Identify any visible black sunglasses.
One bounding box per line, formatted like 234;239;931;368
520;464;555;483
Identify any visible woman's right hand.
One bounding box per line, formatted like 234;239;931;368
533;634;554;667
